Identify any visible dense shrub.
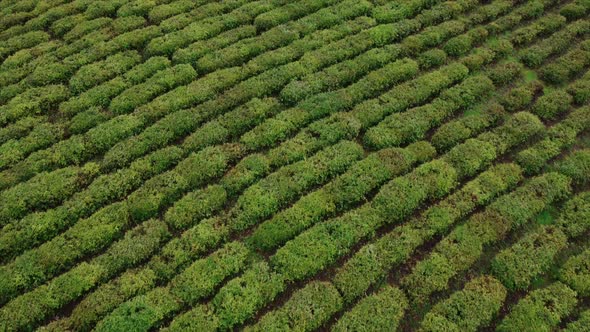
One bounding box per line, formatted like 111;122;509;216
213;261;285;330
333;286;408;332
420;276;507;332
492;226;567;290
496;282;577;332
557;192;590;238
247;281;342;332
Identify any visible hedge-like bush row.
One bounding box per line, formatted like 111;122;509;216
254;0;340;31
69;50;141;94
182;97;283;153
144;0;291;56
567;70;590;105
351;62;469;130
0;218;169;332
0;163;99;226
0;122;62;169
126;143;243;222
364;74;496;149
401;172;571;303
500;79;543;112
517;105;590;174
228;140;363;232
94;241;251;331
212;261;286;330
334;162;522;303
532;90;573;120
520;19;590;67
420;276;507;332
246;281;342;332
156;0;252;34
242;58;419;151
556;191;590;239
541;40;590;85
172;25;257;65
559;247;590;297
100;17;373;171
0;84;69;126
163;185;227;232
0;116;45;146
371;0;443;24
195;0;372;74
148;0;202;24
560;0;590;21
63;17;112;42
247;141;435;251
274;111;542;285
496;282;577;332
492;225;567;290
431;102;504;152
109;64;196;115
553;149;590;187
0;202;130;305
333;286;408;332
0;30;49;60
564;309;590;332
510;13;566;46
0;146;183;261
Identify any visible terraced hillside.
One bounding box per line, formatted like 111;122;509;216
0;0;589;331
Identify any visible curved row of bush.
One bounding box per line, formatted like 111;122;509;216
0;143;242;305
208;117;540;330
0;15;359;190
541;40;590;85
81;16;375;173
520;19;589;68
247;141;435;251
364;73;496;149
419;276;507;331
194;0;373;74
400;171;572;303
492;225;567;290
0;217;170;331
5;134;362;329
496;282;578;331
0;145;182;261
72;140;363;331
95;0;479;174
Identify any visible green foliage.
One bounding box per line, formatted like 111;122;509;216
69;51;142;94
496;282;577;332
557;191;590;238
559;248;590;296
333;286;408;332
492;225;567;290
420;276;507;332
213;261;285;330
554;149;590;186
247;141;434;251
170;242;250;305
229;141;363;231
501;80;543;112
248;281;342;332
564;309;590;332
